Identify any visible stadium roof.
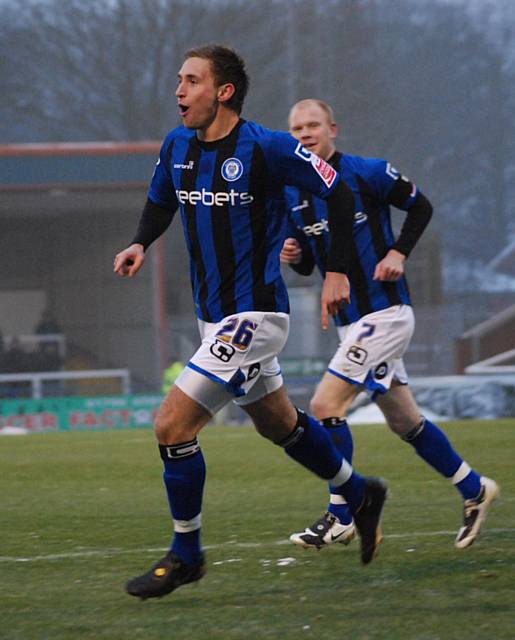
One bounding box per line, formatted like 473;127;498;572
0;141;161;191
0;142;161;218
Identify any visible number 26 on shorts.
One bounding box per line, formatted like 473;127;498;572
215;318;258;351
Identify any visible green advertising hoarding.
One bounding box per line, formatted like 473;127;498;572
0;395;163;432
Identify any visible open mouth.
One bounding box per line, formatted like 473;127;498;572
178;104;189;116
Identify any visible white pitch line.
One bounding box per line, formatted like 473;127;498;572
1;528;514;564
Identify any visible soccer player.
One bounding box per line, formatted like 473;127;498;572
281;98;499;551
114;46;387;600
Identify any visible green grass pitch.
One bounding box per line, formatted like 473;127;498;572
2;419;514;639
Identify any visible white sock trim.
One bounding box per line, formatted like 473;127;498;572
173;514;202;533
329;494;348;505
330;460;353;486
451;462;471;485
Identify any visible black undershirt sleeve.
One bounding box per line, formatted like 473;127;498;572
325;179;355;274
387;180;433;258
289;245;316;276
130;198;177;250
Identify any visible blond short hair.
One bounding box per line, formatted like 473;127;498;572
289;99;335;126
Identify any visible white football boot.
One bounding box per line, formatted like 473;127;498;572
455;476;500;549
290;511;356;549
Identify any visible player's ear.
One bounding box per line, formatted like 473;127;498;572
330;122;338;139
217;83;235;104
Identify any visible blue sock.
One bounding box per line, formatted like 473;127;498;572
323;418;354;525
324;417;354;461
404;418;481;500
159;440;206;564
280;410;365;513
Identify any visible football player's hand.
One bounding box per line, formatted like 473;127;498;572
113;244;145;277
321;271;350;330
373;249;406;281
280;238;302;264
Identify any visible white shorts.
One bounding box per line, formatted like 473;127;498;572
328;304;415;396
175;311;288;415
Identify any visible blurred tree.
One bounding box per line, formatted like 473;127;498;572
368;0;515;276
1;0;190;140
0;0;514;286
0;0;301;140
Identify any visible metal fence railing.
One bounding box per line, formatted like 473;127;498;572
0;369;131;399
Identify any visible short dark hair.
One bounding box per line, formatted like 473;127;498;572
184;44;249;115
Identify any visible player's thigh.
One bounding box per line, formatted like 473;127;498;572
242;385;297;442
155;384;213;444
310;371;361;420
375;382;421;435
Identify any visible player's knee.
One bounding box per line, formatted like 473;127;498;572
254;414;295;442
387;415;421;437
154;415;171;443
154;414;189;445
253;421;275;441
309;396;322;419
310;394;341;421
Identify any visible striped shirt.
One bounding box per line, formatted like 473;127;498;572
148;119;344;322
284;152;419;326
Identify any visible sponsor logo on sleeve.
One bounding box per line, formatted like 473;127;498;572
293;142;336;188
311;155;337;188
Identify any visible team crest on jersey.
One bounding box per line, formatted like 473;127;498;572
221;157;243;182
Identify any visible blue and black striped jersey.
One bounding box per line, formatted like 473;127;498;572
148;119;343;323
284;152;418;326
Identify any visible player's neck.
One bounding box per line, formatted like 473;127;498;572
325;146;337;162
197;108;240;142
